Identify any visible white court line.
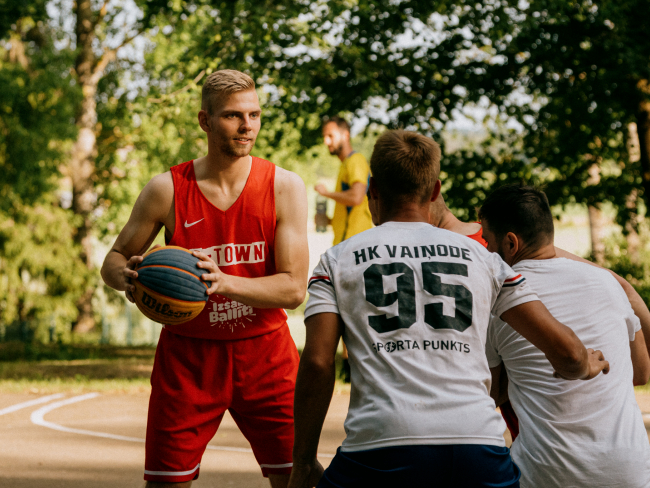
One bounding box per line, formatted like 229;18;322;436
643;413;650;422
0;393;65;416
30;393;335;458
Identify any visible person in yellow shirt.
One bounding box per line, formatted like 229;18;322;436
315;116;373;383
315;116;373;246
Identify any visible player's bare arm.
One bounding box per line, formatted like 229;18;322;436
555;246;650;358
194;167;309;309
101;173;174;301
488;364;510;407
315;181;366;207
500;300;610;380
288;312;342;488
630;329;650;386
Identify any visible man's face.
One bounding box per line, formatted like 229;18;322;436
322;122;346;156
208;89;261;158
481;221;509;262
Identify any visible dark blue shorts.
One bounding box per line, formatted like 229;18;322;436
317;444;521;488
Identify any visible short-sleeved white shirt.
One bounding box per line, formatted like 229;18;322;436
486;258;650;488
305;221;538;452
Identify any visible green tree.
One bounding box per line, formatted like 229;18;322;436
171;0;644;233
0;14;88;340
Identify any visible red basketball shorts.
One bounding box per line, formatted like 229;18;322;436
144;325;299;483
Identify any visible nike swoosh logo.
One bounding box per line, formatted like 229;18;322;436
184;218;204;228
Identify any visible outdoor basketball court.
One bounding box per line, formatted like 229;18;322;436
2;390;650;487
0;391;348;487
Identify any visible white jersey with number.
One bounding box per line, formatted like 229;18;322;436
486;258;650;488
305;221;538;452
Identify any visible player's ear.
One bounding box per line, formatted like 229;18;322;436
430;180;441;202
504;232;519;259
198;110;211;133
368;177;379;200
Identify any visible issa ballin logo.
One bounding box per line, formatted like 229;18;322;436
191;241;265;267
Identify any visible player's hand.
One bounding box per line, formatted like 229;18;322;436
123;255;143;303
287;459;324;488
582;348;610;379
193;250;226;295
314;184;328;196
553;348;610;380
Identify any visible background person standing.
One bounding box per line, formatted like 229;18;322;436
315;116;373;382
315;116;373;246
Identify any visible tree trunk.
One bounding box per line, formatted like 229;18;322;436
586;163;606;264
588;204;606;264
70;0;98;333
626;124;641;263
637;83;650;214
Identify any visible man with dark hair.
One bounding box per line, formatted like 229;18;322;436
288;132;609;488
480;184;650;488
316;116;373;246
316;115;374;382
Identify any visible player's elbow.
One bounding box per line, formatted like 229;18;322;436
284;284;307;310
632;362;650;386
351;194;365;206
302;352;336;371
100;253;117;289
551;336;588;379
633;370;650;387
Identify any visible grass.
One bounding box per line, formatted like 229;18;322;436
0;356;155;394
0;341;157;362
0;346;352;395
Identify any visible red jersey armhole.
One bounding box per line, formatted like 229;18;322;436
166;160;193;245
466;225;488;248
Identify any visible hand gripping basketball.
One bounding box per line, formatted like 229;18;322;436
192;250;227;295
132;246;212;325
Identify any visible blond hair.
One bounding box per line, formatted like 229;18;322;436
201;69;256;115
370;130;441;206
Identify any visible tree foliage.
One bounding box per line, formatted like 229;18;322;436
1;0;649;340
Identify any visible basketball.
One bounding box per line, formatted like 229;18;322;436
132;245;211;325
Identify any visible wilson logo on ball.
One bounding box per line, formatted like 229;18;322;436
140;291;194;319
133;246;212;325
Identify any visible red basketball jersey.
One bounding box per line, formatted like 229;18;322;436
467;226;488;247
164;157;287;340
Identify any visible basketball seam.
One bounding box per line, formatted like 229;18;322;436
137;265;209;289
136;276;209;302
135;282;205;305
140;254;208;274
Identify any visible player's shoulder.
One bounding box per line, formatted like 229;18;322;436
273;165;306;200
322;226;379;263
273;165;305;190
348;151;368;163
143;171;174;200
433;226;493;255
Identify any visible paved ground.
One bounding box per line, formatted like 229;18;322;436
1;391;649;487
0;391;348;488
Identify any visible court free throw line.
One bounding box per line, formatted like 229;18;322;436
30;393;335;458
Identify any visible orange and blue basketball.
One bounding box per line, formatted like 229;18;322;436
133;246;211;325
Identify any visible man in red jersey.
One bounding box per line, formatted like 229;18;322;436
101;69;309;488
